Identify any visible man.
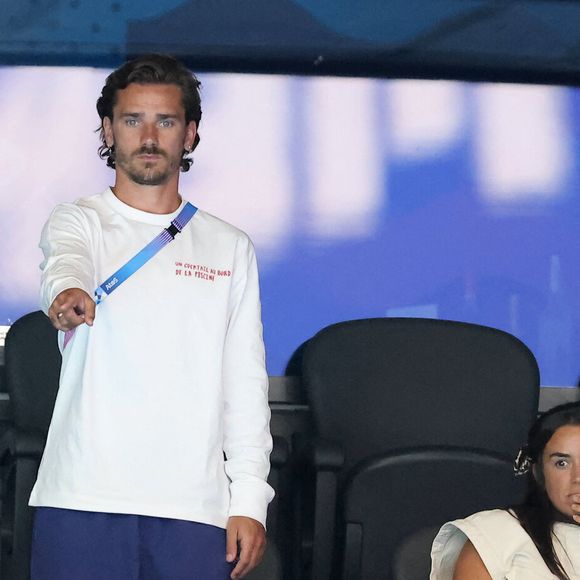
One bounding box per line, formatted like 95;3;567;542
30;54;274;580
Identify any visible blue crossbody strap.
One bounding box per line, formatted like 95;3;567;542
94;202;198;304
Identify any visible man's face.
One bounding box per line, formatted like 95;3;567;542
540;424;580;519
103;83;196;186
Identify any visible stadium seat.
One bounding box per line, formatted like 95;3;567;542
293;317;539;579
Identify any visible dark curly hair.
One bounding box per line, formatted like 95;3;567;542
96;54;202;172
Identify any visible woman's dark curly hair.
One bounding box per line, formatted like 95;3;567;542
96;54;202;172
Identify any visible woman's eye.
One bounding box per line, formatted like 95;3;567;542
555;459;569;468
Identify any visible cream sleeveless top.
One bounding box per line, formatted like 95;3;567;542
430;509;580;579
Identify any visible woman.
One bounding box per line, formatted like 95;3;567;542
430;401;580;579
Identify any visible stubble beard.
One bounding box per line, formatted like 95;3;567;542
116;146;181;186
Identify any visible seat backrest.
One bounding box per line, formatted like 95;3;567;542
392;525;440;580
302;318;539;473
341;448;527;580
4;311;61;434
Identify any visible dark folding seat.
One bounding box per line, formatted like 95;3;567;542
293;317;539;580
0;311;61;580
342;448;524;579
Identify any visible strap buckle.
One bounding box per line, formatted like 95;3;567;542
166;221;181;239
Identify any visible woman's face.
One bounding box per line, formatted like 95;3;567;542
541;424;580;520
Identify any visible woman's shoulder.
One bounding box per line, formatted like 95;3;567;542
437;508;529;550
430;509;533;580
459;508;523;532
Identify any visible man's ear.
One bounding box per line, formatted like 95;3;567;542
185;121;197;152
103;117;114;147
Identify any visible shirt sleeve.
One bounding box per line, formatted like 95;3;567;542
39;203;97;314
222;234;274;528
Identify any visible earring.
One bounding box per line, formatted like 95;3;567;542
106;145;116;168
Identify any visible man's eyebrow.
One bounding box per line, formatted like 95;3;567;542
549;452;571;459
117;112;181;120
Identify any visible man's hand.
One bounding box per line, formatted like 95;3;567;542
226;516;266;579
48;288;95;332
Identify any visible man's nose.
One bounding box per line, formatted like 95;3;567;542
141;123;158;145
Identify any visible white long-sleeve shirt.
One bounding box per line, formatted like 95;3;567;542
30;188;274;529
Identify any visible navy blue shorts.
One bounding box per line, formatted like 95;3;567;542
31;507;234;580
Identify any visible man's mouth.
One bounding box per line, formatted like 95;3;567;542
136;148;165;159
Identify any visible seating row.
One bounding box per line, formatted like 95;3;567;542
0;314;540;580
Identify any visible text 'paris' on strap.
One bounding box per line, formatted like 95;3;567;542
94;202;198;304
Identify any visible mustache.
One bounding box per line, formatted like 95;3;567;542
134;145;166;157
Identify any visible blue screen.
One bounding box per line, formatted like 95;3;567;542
1;67;579;385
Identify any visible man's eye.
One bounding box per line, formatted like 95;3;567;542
125;118;138;127
555;459;569;468
160;120;173;128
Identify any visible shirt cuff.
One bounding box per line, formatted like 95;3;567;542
228;480;275;529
